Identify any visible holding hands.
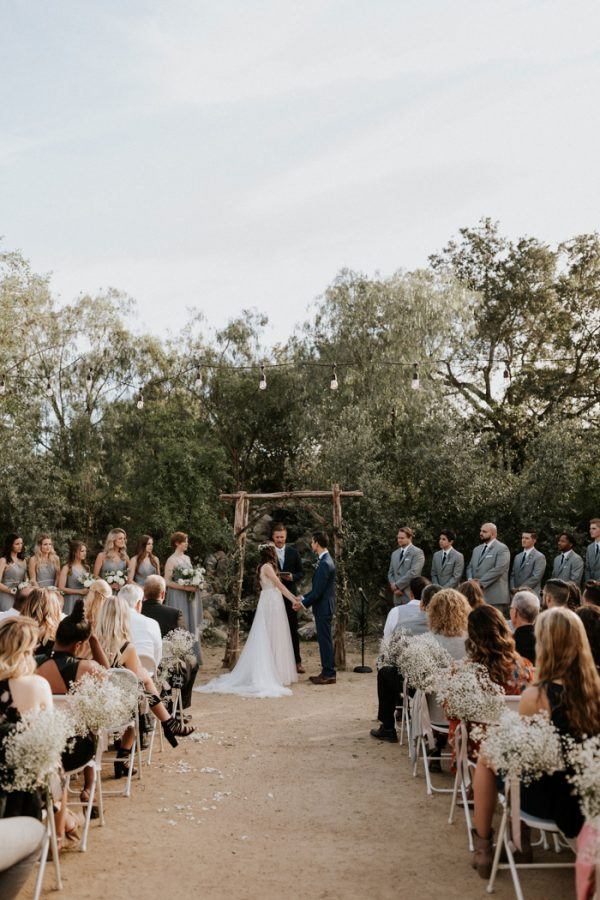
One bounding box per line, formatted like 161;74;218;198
292;596;304;612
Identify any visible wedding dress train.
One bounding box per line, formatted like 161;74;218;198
196;567;298;698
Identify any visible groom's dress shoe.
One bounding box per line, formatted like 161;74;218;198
309;675;336;685
370;725;399;743
296;665;306;674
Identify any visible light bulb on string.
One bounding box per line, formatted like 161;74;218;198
45;379;53;397
503;363;511;380
0;377;5;396
259;364;267;391
411;363;420;390
136;391;144;410
330;364;339;391
194;367;202;389
85;370;93;390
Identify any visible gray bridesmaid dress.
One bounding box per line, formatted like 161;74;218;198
36;561;58;588
100;556;128;590
63;566;87;616
0;560;27;611
165;554;203;664
133;557;158;587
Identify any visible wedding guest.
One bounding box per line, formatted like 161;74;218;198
387;526;425;606
584;518;600;582
509;531;546;598
583;580;600;608
20;588;61;655
58;540;90;615
83;578;112;632
96;595;194;763
551;531;584;585
0;584;33;624
458;579;485;610
565;580;582;610
431;530;464;588
28;534;60;589
127;534;160;586
0;815;45;899
466;605;534;693
0;533;27;612
509;590;539;665
93;528;129;591
427;588;470;660
383;576;430;638
466;523;510;611
542;578;570;609
142;574;198;708
471;608;600;877
577;605;600;671
271;522;304;673
117;583;162;669
164;532;202;663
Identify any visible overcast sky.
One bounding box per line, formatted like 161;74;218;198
1;0;599;342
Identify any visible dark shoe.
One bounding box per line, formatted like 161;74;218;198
296;664;306;674
471;829;494;880
113;751;137;779
370;725;399;743
309;675;336;685
428;758;442;773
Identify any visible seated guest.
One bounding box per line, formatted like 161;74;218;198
583;580;600;608
83;578;111;633
542;577;570;609
117;583;162;670
0;816;45;899
471;608;600;878
466;605;534;694
0;584;33;624
459;579;485;610
577;605;600;671
20;588;61;655
565;580;582;610
427;588;471;660
509;590;539;665
383;576;430;638
142;574;198;709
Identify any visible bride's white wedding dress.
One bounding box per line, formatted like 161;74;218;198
196;564;298;698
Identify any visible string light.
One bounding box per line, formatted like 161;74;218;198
411;363;420;390
194;368;202;389
0;377;5;395
259;364;267;391
85;370;93;389
136;391;144;410
330;364;339;391
45;379;53;397
503;364;511;380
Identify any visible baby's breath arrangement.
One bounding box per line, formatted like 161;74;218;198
0;707;74;792
69;673;136;736
472;710;563;783
564;735;600;821
377;627;411;669
434;660;506;724
399;633;452;691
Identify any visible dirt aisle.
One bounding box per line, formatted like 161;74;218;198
29;641;574;900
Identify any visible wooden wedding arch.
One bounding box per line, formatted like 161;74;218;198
219;485;363;669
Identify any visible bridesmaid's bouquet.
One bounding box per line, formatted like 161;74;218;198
173;564;206;589
104;570;127;589
0;708;74;792
80;573;96;589
12;580;32;594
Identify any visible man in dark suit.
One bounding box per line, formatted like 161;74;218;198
294;531;336;685
142;574;198;708
271;522;305;673
509;589;539;665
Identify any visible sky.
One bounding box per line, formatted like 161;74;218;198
1;0;599;343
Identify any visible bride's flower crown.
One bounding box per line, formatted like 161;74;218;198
258;542;276;551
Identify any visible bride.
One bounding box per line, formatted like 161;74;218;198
197;542;299;698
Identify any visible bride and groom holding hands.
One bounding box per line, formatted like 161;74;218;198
199;524;336;698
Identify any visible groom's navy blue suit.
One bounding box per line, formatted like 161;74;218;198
301;551;336;678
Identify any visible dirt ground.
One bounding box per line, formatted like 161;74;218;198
27;639;574;900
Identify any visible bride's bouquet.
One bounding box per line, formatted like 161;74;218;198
104;570;127;589
434;660;506;724
68;673;136;737
472;710;563;783
173;564;206;590
0;707;74;792
399;633;452;692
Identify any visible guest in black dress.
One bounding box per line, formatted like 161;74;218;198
509;589;539;665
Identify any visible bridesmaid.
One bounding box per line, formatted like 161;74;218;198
164;531;203;663
58;540;90;616
128;535;160;586
93;528;129;592
28;534;60;589
0;533;28;612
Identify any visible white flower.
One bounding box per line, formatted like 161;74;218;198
177;578;184;585
0;707;74;792
434;661;506;724
398;633;452;692
161;629;196;677
472;710;563;784
564;735;600;821
68;673;136;736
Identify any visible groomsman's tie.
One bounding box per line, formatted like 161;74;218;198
559;553;565;570
441;551;447;567
596;544;599;558
479;546;487;565
398;549;405;564
520;553;526;569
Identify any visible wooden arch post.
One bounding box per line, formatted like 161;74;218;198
220;486;362;670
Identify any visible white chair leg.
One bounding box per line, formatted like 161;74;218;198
487;803;508;895
448;767;460;825
33;830;50;900
96;763;105;826
421;740;433;796
46;791;62;891
79;764;96;852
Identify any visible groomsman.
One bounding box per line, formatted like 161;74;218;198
271;522;305;674
466;522;511;610
551;532;584;585
431;530;464;588
585;518;600;582
509;531;547;598
387;526;425;606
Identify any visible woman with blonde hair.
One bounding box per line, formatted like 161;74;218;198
84;578;111;633
21;588;61;655
127;534;160;586
93;528;129;592
96;596;194;774
28;534;60;589
58;540;90;615
471;607;600;877
427;588;471;659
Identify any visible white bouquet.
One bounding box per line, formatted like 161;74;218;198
472;710;563;784
162;629;196;670
80;573;96;589
173;564;206;589
377;627;411;669
399;633;452;692
68;673;136;736
434;661;506;724
104;570;127;588
12;580;32;594
564;735;600;821
0;707;74;792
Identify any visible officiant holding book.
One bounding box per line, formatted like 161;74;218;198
271;522;305;674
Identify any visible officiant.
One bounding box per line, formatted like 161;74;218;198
271;522;305;674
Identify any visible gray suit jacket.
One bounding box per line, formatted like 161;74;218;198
388;544;425;605
466;540;511;607
509;548;547;597
431;548;464;588
551;552;584;585
585;542;600;582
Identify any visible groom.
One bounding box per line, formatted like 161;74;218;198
294;531;336;685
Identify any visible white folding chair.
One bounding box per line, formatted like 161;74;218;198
99;668;138;799
397;679;412;747
411;691;453;795
138;653;162;765
33;785;62;900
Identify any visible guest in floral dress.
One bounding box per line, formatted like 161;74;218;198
93;528;129;593
28;534;60;589
0;534;27;613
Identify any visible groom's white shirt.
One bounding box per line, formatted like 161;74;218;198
275;545;286;567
